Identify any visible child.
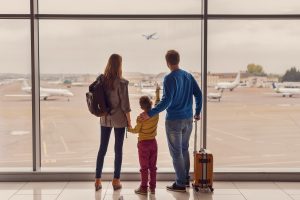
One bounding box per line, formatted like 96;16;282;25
128;96;159;195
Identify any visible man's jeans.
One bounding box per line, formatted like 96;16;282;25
165;118;193;187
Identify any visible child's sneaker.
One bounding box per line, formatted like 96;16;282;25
134;186;148;195
149;188;155;194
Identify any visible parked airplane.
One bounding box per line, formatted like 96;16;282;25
70;81;89;87
215;72;240;91
208;90;223;102
5;81;74;101
280;82;300;88
48;78;88;87
272;83;300;97
142;32;159;40
0;78;22;86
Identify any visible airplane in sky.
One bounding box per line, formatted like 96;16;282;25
215;72;240;91
142;32;159;40
272;82;300;97
5;81;74;101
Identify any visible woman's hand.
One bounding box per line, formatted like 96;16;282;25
127;120;132;129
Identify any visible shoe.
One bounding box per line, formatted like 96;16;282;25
95;178;102;191
149;188;155;194
166;182;186;193
134;186;148;195
112;178;122;190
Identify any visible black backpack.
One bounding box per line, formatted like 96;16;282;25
86;74;110;117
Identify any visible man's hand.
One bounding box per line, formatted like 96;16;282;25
194;114;201;121
139;112;150;121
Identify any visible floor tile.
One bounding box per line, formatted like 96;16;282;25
17;182;67;195
9;195;58;200
234;181;279;189
276;182;300;195
57;182;109;200
291;195;300;200
105;182;197;198
239;189;293;200
197;194;246;200
210;182;240;195
0;182;26;200
104;190;198;200
1;181;298;200
233;182;293;200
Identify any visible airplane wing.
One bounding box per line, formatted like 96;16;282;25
150;32;157;37
265;92;294;97
5;94;31;97
5;93;49;100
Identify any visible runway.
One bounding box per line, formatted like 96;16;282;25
1;82;300;169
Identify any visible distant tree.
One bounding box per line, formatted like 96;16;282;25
247;63;266;76
282;67;300;82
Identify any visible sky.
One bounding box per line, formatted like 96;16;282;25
1;1;300;75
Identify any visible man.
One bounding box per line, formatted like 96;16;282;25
140;50;202;192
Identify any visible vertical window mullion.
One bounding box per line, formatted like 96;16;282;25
201;0;208;149
30;0;41;172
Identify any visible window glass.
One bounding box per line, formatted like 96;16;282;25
39;20;202;170
0;20;32;170
39;0;202;14
0;0;29;14
209;0;300;14
208;20;300;169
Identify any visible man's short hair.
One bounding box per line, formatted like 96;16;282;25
139;96;152;111
165;50;180;65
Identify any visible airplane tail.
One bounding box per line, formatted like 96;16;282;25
22;80;30;89
272;82;277;89
233;72;240;84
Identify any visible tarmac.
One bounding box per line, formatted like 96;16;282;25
1;82;300;170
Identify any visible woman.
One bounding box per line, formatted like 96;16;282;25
95;54;131;191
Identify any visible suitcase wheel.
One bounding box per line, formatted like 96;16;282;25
192;184;200;192
209;186;214;192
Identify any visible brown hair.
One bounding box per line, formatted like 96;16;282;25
139;96;152;111
104;54;122;90
165;50;180;66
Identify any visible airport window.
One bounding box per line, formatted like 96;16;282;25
2;0;300;178
0;20;32;170
208;20;300;169
0;0;29;14
39;0;202;14
39;20;202;169
209;0;300;14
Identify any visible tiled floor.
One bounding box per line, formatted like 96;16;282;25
1;181;300;200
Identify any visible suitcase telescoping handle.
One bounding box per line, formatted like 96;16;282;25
193;120;198;154
194;120;204;154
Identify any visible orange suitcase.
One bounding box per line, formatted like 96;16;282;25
192;121;214;192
